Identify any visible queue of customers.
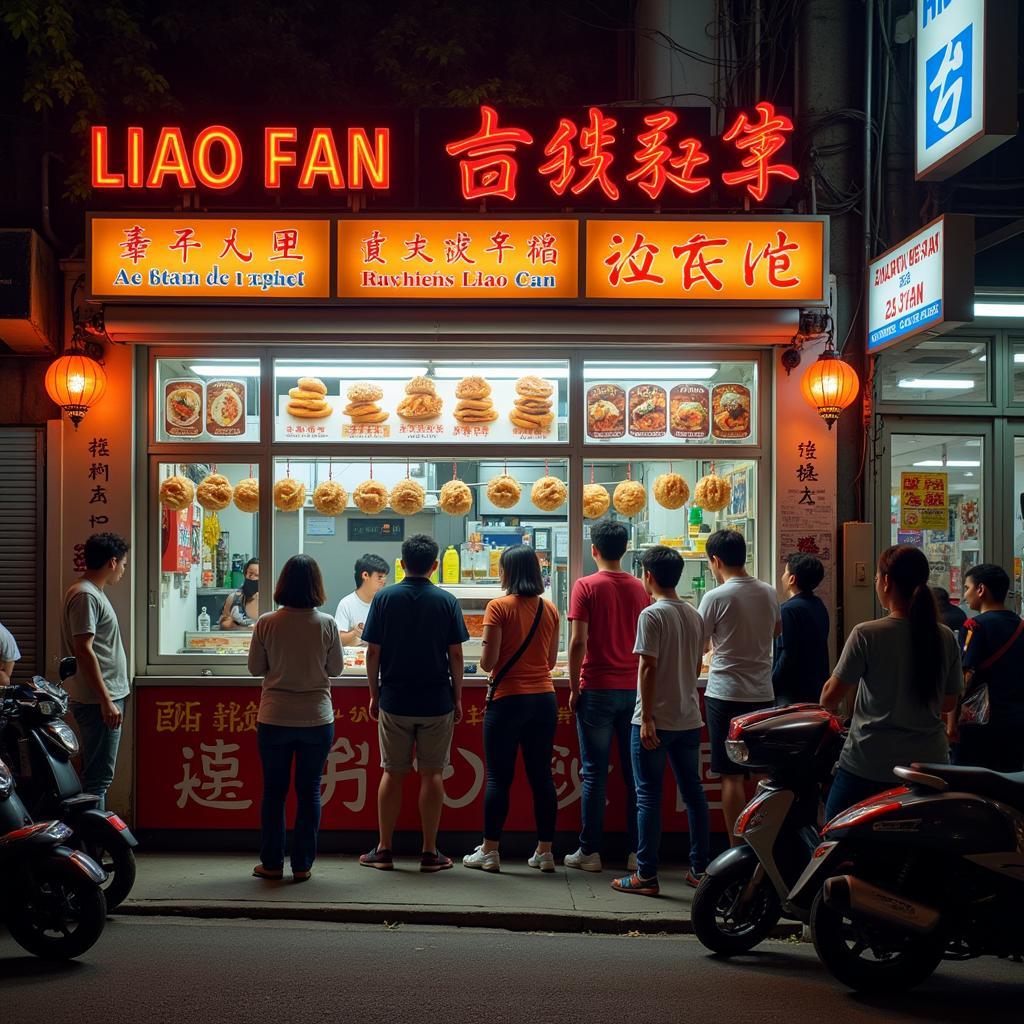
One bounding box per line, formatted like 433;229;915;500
32;525;1021;893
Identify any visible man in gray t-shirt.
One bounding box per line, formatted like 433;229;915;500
61;533;131;808
0;621;21;685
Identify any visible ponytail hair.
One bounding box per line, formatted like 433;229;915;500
877;545;942;705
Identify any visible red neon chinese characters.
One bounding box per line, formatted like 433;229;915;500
120;225;152;264
218;227;253;263
722;102;799;202
744;230;799;288
605;232;664;286
445;106;534;201
168;227;202;265
539;119;577;197
671;233;728;292
484;230;514;264
361;229;387;265
270;229;303;261
444;231;476;265
625;111;711;199
539;108;619;200
403;232;434;263
526;232;558;265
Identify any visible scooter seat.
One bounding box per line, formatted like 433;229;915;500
911;762;1024;809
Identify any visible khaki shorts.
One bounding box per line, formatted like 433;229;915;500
378;711;455;774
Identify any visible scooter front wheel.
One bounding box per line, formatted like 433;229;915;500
7;863;107;959
691;859;782;955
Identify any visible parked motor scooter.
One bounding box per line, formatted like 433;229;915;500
792;761;1024;993
691;703;844;954
0;657;138;909
0;751;107;959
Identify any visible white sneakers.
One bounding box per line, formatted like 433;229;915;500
528;850;555;873
563;848;603;872
462;845;501;872
463;846;557;873
563;850;637;873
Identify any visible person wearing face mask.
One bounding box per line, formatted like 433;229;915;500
221;558;260;630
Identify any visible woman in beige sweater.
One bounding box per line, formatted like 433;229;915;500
248;555;343;881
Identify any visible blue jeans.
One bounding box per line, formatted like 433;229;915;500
576;689;638;856
824;767;890;822
632;725;709;880
257;722;334;873
71;699;126;810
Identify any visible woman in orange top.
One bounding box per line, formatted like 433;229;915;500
462;545;560;874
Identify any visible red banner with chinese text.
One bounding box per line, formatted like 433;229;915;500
135;686;726;833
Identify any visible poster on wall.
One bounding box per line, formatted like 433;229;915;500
205;380;246;437
900;471;948;530
275;375;563;444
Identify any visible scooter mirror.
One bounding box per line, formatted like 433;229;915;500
58;656;77;681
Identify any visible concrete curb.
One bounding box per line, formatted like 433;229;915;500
114;900;804;938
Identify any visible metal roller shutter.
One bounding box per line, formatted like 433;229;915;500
0;428;43;679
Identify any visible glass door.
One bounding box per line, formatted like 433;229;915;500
880;422;993;614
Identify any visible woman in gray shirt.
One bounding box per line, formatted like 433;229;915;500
821;545;962;820
248;555;342;881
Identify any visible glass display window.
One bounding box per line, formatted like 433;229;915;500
876;338;991;405
888;434;983;598
272;357;569;444
269;456;571;673
584;456;760;605
155;357;261;442
583;359;758;446
155;462;260;657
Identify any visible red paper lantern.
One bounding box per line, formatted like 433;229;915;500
44;349;108;429
800;346;860;429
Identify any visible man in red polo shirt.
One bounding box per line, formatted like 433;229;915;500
565;519;650;872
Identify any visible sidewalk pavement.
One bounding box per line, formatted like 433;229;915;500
119;853;707;934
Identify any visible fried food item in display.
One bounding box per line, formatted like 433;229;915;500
454;398;493;412
693;474;732;512
397;394;444;421
510;411;554;432
531;475;567;512
347;382;384;404
297;377;328;396
653;473;690;510
287;403;332;419
582;483;611;519
273;478;307;512
159;474;195;511
613;480;646;517
515;376;554;399
439;480;473;516
350;410;390;424
289;387;328;402
312;481;348;516
515;397;553;415
405;376;437;396
342;403;380;416
454;407;499;423
486;475;521;509
353;479;389;514
196;473;233;511
233;478;260;513
390;479;426;515
455;376;492;399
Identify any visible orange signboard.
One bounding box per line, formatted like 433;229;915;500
88;216;331;300
585;217;826;303
336;219;578;300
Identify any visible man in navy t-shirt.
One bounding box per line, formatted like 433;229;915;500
772;552;830;706
360;534;469;872
955;563;1024;772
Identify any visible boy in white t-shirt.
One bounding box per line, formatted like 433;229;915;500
612;546;709;897
335;554;389;645
698;529;781;844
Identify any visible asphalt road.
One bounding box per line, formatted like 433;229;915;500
2;918;1021;1022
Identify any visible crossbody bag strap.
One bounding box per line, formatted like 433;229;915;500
978;617;1024;672
486;599;545;705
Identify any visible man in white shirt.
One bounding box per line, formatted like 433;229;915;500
0;620;21;684
698;529;781;844
335;554;390;645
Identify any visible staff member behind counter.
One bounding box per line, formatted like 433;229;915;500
335;555;390;645
220;558;260;630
